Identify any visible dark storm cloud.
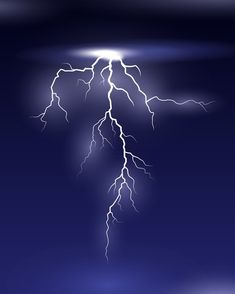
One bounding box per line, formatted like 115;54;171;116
1;0;235;23
133;0;235;14
62;0;235;14
0;0;49;22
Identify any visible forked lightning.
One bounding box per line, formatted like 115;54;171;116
32;50;213;261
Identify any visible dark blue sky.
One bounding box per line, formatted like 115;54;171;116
0;1;235;293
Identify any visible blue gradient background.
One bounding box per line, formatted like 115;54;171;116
0;1;235;293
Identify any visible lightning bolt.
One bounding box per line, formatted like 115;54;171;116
33;52;213;262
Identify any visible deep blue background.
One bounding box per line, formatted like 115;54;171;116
0;2;235;293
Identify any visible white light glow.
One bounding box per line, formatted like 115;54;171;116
74;48;128;61
88;49;123;60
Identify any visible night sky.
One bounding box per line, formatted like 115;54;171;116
1;1;235;293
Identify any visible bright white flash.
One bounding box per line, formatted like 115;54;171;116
32;49;213;262
82;49;123;61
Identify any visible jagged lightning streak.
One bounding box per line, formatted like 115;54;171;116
33;50;213;262
31;57;102;131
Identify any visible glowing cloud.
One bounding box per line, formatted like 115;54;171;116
81;49;123;61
